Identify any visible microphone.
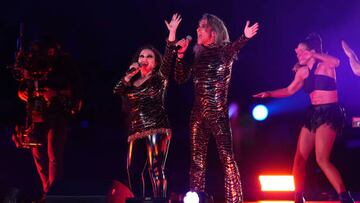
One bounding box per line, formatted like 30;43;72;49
176;35;192;51
127;63;144;83
126;63;143;74
126;67;137;74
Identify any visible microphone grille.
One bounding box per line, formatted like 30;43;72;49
186;35;192;41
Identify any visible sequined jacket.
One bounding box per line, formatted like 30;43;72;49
175;35;249;119
113;41;176;142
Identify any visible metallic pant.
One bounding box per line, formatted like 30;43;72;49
190;113;242;203
127;132;171;198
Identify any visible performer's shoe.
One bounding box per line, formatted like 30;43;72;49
339;191;355;203
294;192;305;203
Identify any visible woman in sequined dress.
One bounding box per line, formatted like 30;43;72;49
113;13;181;198
174;13;259;203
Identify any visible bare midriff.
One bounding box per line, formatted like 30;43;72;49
310;90;338;105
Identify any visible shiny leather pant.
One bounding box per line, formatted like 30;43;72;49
127;132;171;198
189;113;242;203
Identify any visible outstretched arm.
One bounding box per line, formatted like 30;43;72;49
174;56;192;84
342;40;360;76
173;25;192;84
253;66;308;98
165;13;182;42
160;13;182;78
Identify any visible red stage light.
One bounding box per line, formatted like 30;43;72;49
259;175;295;191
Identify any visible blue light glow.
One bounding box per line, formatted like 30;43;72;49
252;104;268;121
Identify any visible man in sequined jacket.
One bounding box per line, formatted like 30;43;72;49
174;13;259;203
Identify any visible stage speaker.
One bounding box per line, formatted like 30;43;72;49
45;180;133;203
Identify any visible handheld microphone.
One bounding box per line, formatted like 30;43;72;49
127;67;137;74
127;63;144;83
176;35;192;51
126;63;143;74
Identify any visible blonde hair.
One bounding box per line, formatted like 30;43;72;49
200;13;230;46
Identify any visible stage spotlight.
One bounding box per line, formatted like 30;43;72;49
259;175;295;191
183;191;199;203
183;191;213;203
252;104;268;121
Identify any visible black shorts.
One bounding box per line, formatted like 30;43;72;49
303;103;345;134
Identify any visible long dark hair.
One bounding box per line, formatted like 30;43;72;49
301;33;323;53
131;45;162;72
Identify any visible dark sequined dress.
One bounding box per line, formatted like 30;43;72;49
114;41;176;142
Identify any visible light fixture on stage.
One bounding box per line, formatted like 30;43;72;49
258;175;295;200
183;191;199;203
252;104;268;121
259;175;295;191
183;191;213;203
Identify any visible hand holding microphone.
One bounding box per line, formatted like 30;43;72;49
176;35;192;58
124;62;143;82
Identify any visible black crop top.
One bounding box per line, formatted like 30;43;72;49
303;63;336;94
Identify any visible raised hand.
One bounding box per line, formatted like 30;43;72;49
165;13;182;33
244;21;259;39
165;13;182;42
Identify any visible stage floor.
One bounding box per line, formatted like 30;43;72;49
243;202;359;203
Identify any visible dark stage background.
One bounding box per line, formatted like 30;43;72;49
1;0;360;201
